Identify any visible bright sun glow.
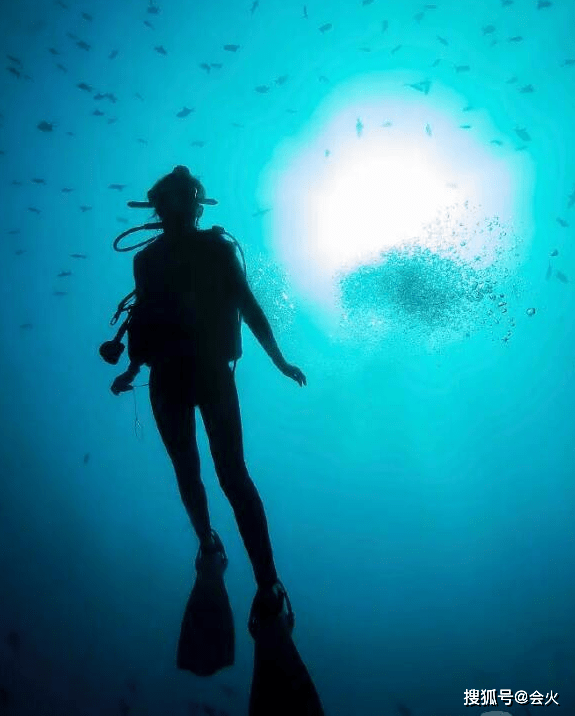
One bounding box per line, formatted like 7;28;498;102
261;75;533;316
310;140;458;272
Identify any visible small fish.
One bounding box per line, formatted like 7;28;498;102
199;63;211;72
66;32;77;40
455;64;470;72
137;138;148;144
56;0;69;7
134;93;144;101
515;126;531;142
362;0;374;4
550;248;559;256
76;40;91;51
116;217;128;223
319;23;332;33
381;20;388;32
250;1;259;14
12;180;22;186
519;84;534;93
567;188;575;208
425;3;437;8
53;290;67;296
154;45;167;55
391;44;402;54
190;140;205;147
255;85;269;93
555;270;568;283
56;63;67;72
545;263;552;280
81;12;93;21
515;145;528;151
223;44;240;52
8;229;20;234
58;270;72;277
406;79;431;94
48;48;60;56
109;184;126;191
508;35;523;42
414;11;425;23
15;249;26;255
176;106;194;117
61;187;73;193
119;697;130;716
125;678;138;694
6;67;21;78
7;54;23;65
109;49;118;59
459;124;472;129
556;217;569;227
303;6;308;18
325;149;330;157
144;20;154;29
31;178;46;184
431;58;441;67
482;25;496;35
381;120;393;127
360;47;371;52
70;253;87;258
77;82;92;92
462;104;474;111
506;75;517;84
275;75;288;85
20;323;33;329
28;207;41;214
79;205;92;212
231;122;244;128
210;63;222;69
425;123;432;136
356;118;363;137
286;108;297;113
397;704;412;716
437;35;448;45
537;0;551;8
318;75;330;83
252;208;271;217
502;0;513;5
561;59;575;67
147;1;160;14
490;139;503;145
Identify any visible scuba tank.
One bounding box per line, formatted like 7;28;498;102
99;221;247;366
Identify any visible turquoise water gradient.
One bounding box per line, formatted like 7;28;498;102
0;0;574;714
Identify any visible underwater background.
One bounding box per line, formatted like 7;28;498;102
0;0;574;714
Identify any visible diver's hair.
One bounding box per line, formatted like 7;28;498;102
147;166;205;223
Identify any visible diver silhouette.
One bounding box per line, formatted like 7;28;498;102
110;165;306;599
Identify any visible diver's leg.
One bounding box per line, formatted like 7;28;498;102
149;365;213;549
199;365;278;590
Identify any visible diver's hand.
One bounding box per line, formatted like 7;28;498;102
278;361;307;387
111;372;135;396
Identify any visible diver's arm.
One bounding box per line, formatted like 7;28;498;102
127;253;146;375
231;254;306;385
240;285;287;369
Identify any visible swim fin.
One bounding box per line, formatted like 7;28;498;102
177;531;235;677
248;582;325;716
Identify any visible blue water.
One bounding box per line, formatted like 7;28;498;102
0;1;574;715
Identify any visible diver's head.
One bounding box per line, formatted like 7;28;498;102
147;166;215;229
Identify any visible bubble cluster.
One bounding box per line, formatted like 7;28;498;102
335;207;524;351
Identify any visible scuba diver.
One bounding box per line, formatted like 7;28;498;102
102;166;323;714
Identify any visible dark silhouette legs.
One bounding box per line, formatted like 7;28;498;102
149;358;278;590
